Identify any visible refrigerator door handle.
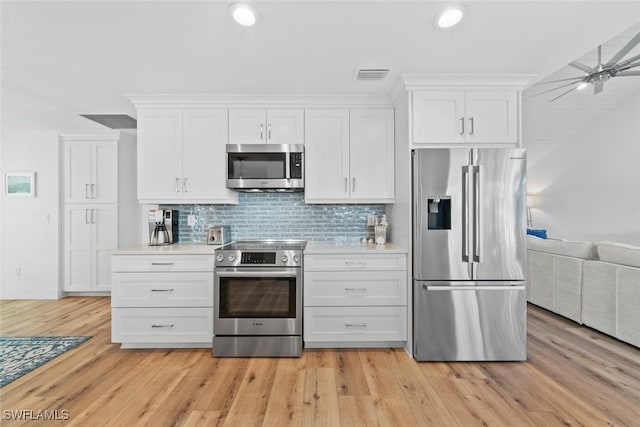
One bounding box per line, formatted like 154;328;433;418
462;165;470;262
423;284;526;291
473;165;482;263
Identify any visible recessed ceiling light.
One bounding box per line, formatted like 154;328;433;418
229;3;257;27
436;5;465;29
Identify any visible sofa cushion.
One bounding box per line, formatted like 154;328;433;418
597;241;640;268
527;235;597;259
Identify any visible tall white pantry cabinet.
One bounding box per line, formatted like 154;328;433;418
62;132;138;293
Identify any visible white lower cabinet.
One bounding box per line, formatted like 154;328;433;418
111;254;214;348
303;253;408;348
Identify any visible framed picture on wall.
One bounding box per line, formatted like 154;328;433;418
4;171;36;197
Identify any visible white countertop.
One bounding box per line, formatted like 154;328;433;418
304;242;408;254
113;243;222;255
114;241;408;255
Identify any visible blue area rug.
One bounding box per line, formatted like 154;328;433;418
0;336;91;387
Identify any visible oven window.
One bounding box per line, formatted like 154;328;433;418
219;277;296;318
228;153;286;179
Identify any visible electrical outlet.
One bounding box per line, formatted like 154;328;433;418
367;215;376;226
187;215;196;227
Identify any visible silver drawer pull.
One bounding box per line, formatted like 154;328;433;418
345;323;367;328
345;287;367;292
151;262;175;266
344;261;366;266
151;324;174;328
151;288;174;292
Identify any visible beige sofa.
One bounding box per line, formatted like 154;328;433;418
527;237;640;348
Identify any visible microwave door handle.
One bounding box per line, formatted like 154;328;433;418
285;152;291;180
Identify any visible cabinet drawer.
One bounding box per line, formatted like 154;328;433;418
111;307;212;344
304;271;406;306
111;272;213;307
111;255;214;272
304;254;406;271
303;306;407;342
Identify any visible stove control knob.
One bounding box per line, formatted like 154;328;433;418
216;254;224;262
281;255;289;263
293;255;300;264
228;254;236;262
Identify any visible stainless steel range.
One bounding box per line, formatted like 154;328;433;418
213;240;305;357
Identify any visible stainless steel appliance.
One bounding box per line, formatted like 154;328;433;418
226;144;304;191
213;240;306;357
148;209;178;246
207;226;231;245
413;148;527;361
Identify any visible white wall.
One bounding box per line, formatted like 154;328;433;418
1;131;62;298
525;92;640;245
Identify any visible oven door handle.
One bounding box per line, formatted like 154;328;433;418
215;270;298;278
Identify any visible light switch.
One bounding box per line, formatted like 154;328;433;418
187;215;196;227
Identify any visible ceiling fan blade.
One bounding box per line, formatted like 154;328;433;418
533;76;584;86
548;86;578;102
593;78;605;94
526;80;582;99
569;61;594;73
616;70;640;76
618;60;640;73
615;53;640;69
604;32;640;68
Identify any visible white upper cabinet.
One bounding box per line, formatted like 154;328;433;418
64;140;118;204
349;109;395;202
305;108;394;204
136;108;237;204
229;108;304;144
413;89;518;145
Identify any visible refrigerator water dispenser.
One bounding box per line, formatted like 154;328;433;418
427;197;451;230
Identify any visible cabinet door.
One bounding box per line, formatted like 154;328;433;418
266;109;304;144
304;109;350;203
229;109;266;144
182;109;236;202
465;90;518;143
64;206;93;291
64;141;93;204
92;141;118;203
93;206;118;291
137;109;183;201
413;91;466;144
349;109;395;202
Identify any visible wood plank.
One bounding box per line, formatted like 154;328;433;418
337;396;380;427
262;357;306;427
358;349;405;399
302;367;340;427
334;350;370;396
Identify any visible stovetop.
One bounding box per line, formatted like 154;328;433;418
218;240;307;251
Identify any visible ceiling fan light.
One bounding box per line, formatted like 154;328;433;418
577;81;588;90
229;3;257;27
436;6;465;29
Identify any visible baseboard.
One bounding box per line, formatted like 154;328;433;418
0;288;62;300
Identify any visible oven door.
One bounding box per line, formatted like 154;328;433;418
214;268;302;336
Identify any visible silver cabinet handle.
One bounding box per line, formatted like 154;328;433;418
91;184;96;199
85;209;90;224
151;262;175;266
175;178;180;193
459;117;465;135
260;123;264;141
352;177;356;192
344;261;366;267
85;184;90;199
344;177;348;193
345;323;367;328
468;117;474;135
183;177;188;193
268;123;272;140
345;287;367;292
151;324;174;328
151;288;175;292
91;209;95;224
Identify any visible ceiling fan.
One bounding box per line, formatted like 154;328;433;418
531;32;640;102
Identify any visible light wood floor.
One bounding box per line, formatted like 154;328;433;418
1;297;639;426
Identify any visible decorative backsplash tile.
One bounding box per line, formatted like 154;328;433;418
161;192;385;243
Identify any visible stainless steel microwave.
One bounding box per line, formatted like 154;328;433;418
226;144;304;191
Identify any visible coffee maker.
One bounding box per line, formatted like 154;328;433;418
148;209;178;246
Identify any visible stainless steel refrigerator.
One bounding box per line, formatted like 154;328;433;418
413;148;527;361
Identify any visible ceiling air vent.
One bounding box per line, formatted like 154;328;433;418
355;67;390;81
